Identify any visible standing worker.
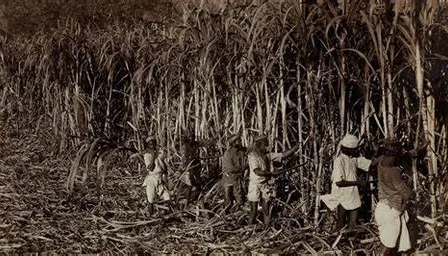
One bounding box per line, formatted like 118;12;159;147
247;134;298;226
375;138;428;255
178;132;202;210
321;134;373;232
221;134;247;213
177;132;216;209
141;136;171;216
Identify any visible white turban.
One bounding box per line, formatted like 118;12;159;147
340;134;359;148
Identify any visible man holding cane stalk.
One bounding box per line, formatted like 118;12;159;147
247;135;299;226
321;134;375;232
375;138;428;255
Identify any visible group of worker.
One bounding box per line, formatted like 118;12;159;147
140;132;298;225
321;134;427;255
138;131;428;255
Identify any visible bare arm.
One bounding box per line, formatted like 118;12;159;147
253;167;272;177
404;140;429;158
370;155;381;168
336;180;359;187
336;180;368;187
281;144;300;159
230;164;248;174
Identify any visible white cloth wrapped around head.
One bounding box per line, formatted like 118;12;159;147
340;134;359;149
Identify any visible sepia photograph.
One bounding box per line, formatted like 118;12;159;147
0;0;447;254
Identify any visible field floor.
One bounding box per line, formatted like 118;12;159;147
0;126;446;254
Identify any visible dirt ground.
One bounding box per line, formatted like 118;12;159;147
0;126;446;254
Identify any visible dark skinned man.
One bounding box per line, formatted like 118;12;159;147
221;134;247;213
141;136;171;216
321;134;374;232
247;134;298;226
375;138;428;255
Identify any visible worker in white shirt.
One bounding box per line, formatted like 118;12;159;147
141;136;171;216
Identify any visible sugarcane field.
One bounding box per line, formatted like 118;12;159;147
1;0;448;254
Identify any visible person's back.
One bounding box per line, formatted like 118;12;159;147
181;139;200;168
178;134;204;209
377;157;413;212
222;135;246;212
374;138;427;255
222;146;245;184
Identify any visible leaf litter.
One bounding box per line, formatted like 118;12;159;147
1;127;447;254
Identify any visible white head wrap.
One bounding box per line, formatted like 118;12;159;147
340;134;359;149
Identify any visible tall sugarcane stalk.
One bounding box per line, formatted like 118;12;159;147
416;43;437;216
412;0;438;216
296;63;306;214
3;0;448;222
